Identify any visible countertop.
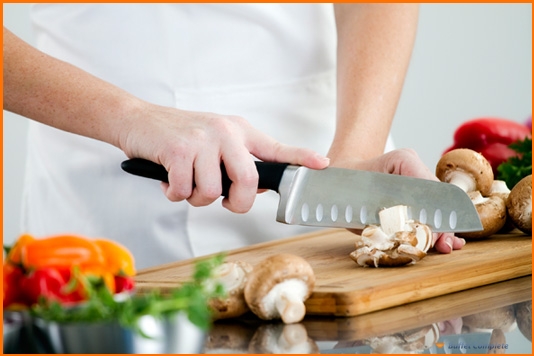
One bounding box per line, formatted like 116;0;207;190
203;276;532;354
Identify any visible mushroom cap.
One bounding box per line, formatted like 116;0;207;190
244;254;315;321
506;175;532;235
436;148;494;195
205;321;256;351
457;191;507;239
209;261;253;320
462;305;517;332
514;301;532;342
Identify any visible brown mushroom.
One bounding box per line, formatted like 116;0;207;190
244;254;315;324
209;261;253;320
506;174;532;235
514;301;532;342
490;180;516;233
366;324;440;354
350;205;433;267
248;323;319;354
456;191;507;239
462;305;517;332
436;148;494;196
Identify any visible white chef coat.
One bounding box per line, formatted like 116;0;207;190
22;4;394;269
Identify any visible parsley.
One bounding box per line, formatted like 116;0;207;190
497;137;532;189
31;254;226;333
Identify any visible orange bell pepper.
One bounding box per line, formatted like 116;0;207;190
6;234;35;265
94;239;136;276
20;235;105;271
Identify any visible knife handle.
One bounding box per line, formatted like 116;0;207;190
121;158;289;196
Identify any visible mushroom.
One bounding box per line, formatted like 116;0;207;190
436;148;494;196
488;329;507;354
514;301;532;342
350;205;433;267
462;305;517;333
490;180;516;233
248;323;319;354
244;253;315;324
456;191;507;239
205;321;256;354
209;261;253;320
366;324;440;354
506;174;532;235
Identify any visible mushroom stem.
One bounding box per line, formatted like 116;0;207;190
446;171;478;192
276;292;306;324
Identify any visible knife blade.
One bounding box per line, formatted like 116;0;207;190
121;158;482;233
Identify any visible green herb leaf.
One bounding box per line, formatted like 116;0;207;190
497;137;532;188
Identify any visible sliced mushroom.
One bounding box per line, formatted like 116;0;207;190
506;174;532;235
244;254;315;324
209;261;253;320
248;323;319;354
350;205;433;267
436;148;494;196
456;191;507;239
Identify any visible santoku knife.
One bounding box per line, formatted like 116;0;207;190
121;158;482;233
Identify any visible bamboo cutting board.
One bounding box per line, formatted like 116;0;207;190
135;229;532;317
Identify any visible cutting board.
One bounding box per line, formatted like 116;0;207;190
135;229;532;317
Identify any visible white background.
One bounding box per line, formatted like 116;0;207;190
3;3;532;244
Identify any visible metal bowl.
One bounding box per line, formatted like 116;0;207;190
34;312;207;354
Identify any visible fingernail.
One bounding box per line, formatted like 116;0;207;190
460;238;466;247
445;237;453;252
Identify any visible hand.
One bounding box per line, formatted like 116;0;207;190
119;103;330;213
330;148;466;254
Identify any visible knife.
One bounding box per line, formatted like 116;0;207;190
121;158;482;233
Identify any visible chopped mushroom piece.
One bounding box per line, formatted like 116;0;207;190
456;191;507;239
209;261;253;320
436;148;494;196
506;174;532;235
350;205;433;267
244;254;315;324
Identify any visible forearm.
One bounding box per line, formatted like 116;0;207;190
3;27;143;149
328;4;419;164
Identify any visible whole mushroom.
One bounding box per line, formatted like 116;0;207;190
248;323;319;354
506;174;532;235
350;205;433;267
456;191;507;239
209;260;253;320
244;253;315;324
514;301;532;342
436;148;494;196
366;324;440;354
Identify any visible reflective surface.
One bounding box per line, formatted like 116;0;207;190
4;276;532;354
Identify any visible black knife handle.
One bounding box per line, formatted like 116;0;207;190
121;158;289;196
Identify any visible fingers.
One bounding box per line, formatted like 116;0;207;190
433;232;466;254
220;149;259;214
249;130;330;170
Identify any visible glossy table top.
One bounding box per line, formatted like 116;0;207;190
204;276;532;354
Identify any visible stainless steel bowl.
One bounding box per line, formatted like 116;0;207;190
35;312;206;354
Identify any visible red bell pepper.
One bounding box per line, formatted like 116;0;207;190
443;117;532;176
19;267;85;306
114;275;135;293
3;263;26;308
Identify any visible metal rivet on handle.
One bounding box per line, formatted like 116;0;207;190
434;209;442;229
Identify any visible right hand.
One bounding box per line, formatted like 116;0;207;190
119;102;330;213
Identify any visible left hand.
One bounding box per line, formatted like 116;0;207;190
331;148;466;254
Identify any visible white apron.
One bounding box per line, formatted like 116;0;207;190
23;4;394;269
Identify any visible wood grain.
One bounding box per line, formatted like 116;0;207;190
135;229;532;317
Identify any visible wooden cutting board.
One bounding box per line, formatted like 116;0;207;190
135;229;532;317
